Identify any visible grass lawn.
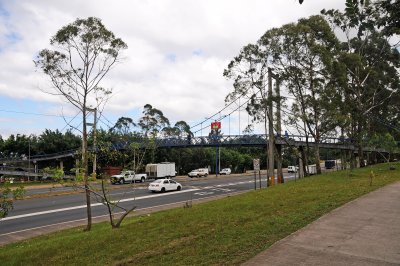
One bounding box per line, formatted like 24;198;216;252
1;163;399;265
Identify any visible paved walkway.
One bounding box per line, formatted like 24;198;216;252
243;181;400;266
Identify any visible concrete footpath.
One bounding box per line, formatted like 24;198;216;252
243;181;400;266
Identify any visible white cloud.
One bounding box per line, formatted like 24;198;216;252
0;0;345;137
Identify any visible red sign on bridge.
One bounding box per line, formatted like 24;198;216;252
211;121;221;130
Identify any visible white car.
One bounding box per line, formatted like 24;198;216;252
111;171;147;184
148;179;182;192
188;168;209;178
220;168;232;175
287;166;299;173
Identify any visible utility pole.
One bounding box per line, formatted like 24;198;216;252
275;78;283;184
92;108;97;177
267;68;275;186
28;139;31;181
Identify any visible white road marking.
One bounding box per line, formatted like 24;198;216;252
211;188;234;192
194;192;215;196
0;188;200;222
0;191;247;238
203;180;254;189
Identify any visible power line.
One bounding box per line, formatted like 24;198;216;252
189;86;256;129
192;93;257;135
0;108;75;118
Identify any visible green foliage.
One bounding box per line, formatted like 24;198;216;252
0;182;25;218
322;1;400;160
138;104;170;137
376;0;400;36
0;163;399;264
38;129;80;154
43;167;65;183
110;117;136;136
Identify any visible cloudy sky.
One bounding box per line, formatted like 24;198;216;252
0;0;344;138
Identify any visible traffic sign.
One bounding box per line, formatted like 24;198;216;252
253;159;260;171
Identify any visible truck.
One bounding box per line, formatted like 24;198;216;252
111;170;147;184
188;168;209;178
145;162;176;179
306;164;317;175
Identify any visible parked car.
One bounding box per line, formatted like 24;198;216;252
219;168;231;175
188;168;209;178
111;170;147;184
287;166;299;173
148;179;182;192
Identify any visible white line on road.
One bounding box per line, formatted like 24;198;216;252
0;188;200;222
0;191;246;238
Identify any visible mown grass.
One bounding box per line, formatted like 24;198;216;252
1;163;399;265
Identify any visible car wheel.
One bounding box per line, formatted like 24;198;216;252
204;173;208;177
120;178;125;184
141;177;145;183
161;187;166;193
177;186;181;191
197;174;200;178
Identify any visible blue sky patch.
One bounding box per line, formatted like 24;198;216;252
0;3;10;17
166;53;177;62
5;31;21;43
193;49;203;56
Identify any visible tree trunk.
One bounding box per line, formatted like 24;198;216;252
358;145;365;167
275;78;283;183
82;107;92;231
315;144;322;174
341;149;346;170
300;146;307;177
276;144;283;183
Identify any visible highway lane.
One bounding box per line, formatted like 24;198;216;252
0;174;295;238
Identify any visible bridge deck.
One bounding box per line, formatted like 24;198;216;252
0;134;388;163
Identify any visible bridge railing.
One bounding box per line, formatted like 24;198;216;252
0;134;387;163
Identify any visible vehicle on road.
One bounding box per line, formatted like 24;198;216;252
188;168;209;178
148;179;182;192
146;162;176;179
220;168;231;175
287;166;298;173
111;171;147;184
325;160;336;169
307;164;317;175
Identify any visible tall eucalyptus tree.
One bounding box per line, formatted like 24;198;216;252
35;17;127;231
322;2;400;166
260;15;341;174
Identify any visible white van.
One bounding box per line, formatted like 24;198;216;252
288;166;298;173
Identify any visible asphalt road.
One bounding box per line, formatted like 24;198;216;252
0;173;296;240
